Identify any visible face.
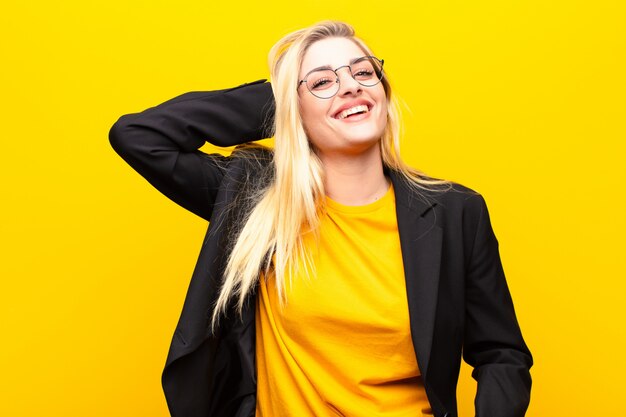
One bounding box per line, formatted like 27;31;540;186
298;37;387;160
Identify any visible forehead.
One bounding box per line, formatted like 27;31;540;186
300;37;367;75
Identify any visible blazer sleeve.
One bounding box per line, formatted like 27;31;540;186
108;79;275;221
462;195;533;417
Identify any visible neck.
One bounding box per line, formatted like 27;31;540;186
319;147;389;206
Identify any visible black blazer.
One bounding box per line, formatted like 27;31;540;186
109;80;532;417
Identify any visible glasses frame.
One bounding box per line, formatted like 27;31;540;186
298;55;385;99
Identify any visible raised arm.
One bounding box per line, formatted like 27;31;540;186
463;195;533;417
108;79;275;220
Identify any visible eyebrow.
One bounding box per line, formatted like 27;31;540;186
302;56;366;74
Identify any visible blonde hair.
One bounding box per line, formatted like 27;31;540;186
211;20;449;330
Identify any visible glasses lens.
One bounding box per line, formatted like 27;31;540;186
306;69;339;98
351;57;383;87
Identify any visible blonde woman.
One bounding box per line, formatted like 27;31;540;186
110;21;532;417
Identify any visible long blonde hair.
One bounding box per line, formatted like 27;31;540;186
211;21;449;330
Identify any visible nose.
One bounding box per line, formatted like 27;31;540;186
335;66;362;96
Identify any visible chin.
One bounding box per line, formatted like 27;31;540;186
339;134;383;155
342;126;385;145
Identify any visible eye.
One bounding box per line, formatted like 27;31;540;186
311;77;333;89
353;69;375;80
308;70;337;90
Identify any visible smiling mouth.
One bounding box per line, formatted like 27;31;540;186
336;105;370;120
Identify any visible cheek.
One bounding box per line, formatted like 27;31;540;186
302;117;328;149
377;101;389;128
374;88;388;123
300;99;330;133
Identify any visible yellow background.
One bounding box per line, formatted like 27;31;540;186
1;1;624;416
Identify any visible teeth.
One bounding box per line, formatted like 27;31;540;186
337;105;369;119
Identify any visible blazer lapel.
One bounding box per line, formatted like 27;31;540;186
389;171;443;380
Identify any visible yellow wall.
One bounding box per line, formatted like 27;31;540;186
1;1;624;416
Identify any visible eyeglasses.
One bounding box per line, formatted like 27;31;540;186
298;56;385;99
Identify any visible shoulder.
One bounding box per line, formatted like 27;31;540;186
409;182;496;260
433;182;485;212
395;175;490;233
429;181;488;224
393;171;486;216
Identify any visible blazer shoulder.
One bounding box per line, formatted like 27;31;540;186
419;181;484;210
417;181;489;230
390;170;485;218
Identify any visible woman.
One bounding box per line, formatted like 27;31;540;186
110;21;532;417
